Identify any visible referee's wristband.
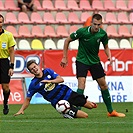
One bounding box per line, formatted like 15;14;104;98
9;63;14;69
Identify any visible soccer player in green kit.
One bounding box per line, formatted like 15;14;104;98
60;14;125;117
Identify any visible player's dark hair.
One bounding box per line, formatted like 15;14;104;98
92;14;102;21
27;60;38;71
0;14;4;22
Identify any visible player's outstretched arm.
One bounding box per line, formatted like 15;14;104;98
104;44;113;65
14;97;31;116
60;37;72;68
41;76;64;84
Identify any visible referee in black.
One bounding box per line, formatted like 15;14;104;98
0;14;16;115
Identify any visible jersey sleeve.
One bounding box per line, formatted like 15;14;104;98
8;32;16;48
26;83;36;98
101;32;108;45
70;27;85;40
46;68;59;79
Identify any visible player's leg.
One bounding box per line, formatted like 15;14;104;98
76;110;88;118
77;77;86;94
96;76;113;113
90;63;114;113
91;62;125;117
76;61;89;109
97;77;125;117
62;92;97;119
62;105;88;119
68;91;97;110
2;84;10;115
76;61;88;95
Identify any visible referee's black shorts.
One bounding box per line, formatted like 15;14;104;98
0;58;10;84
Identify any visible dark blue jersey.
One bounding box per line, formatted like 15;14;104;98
27;68;72;107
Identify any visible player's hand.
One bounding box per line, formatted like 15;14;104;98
60;58;68;68
108;58;113;65
14;111;24;116
8;69;14;76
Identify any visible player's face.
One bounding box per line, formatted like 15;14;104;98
28;63;41;76
91;18;102;33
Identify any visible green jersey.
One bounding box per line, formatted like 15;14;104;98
70;26;108;65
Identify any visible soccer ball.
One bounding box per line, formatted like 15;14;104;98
56;100;70;114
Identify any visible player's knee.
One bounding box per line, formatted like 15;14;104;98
2;84;9;91
100;84;108;90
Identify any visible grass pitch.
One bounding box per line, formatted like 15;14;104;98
0;102;133;133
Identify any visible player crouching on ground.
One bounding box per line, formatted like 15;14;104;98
14;60;97;119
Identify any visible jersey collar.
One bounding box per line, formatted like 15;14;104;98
88;26;100;33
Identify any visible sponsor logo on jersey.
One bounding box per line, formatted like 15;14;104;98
45;83;55;91
84;38;90;41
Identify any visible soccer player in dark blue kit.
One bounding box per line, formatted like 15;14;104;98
14;60;97;119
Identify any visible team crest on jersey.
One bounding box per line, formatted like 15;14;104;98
97;39;100;43
45;83;55;91
2;42;7;48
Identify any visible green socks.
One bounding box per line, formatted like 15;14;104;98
77;88;84;95
77;88;113;113
101;89;113;113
